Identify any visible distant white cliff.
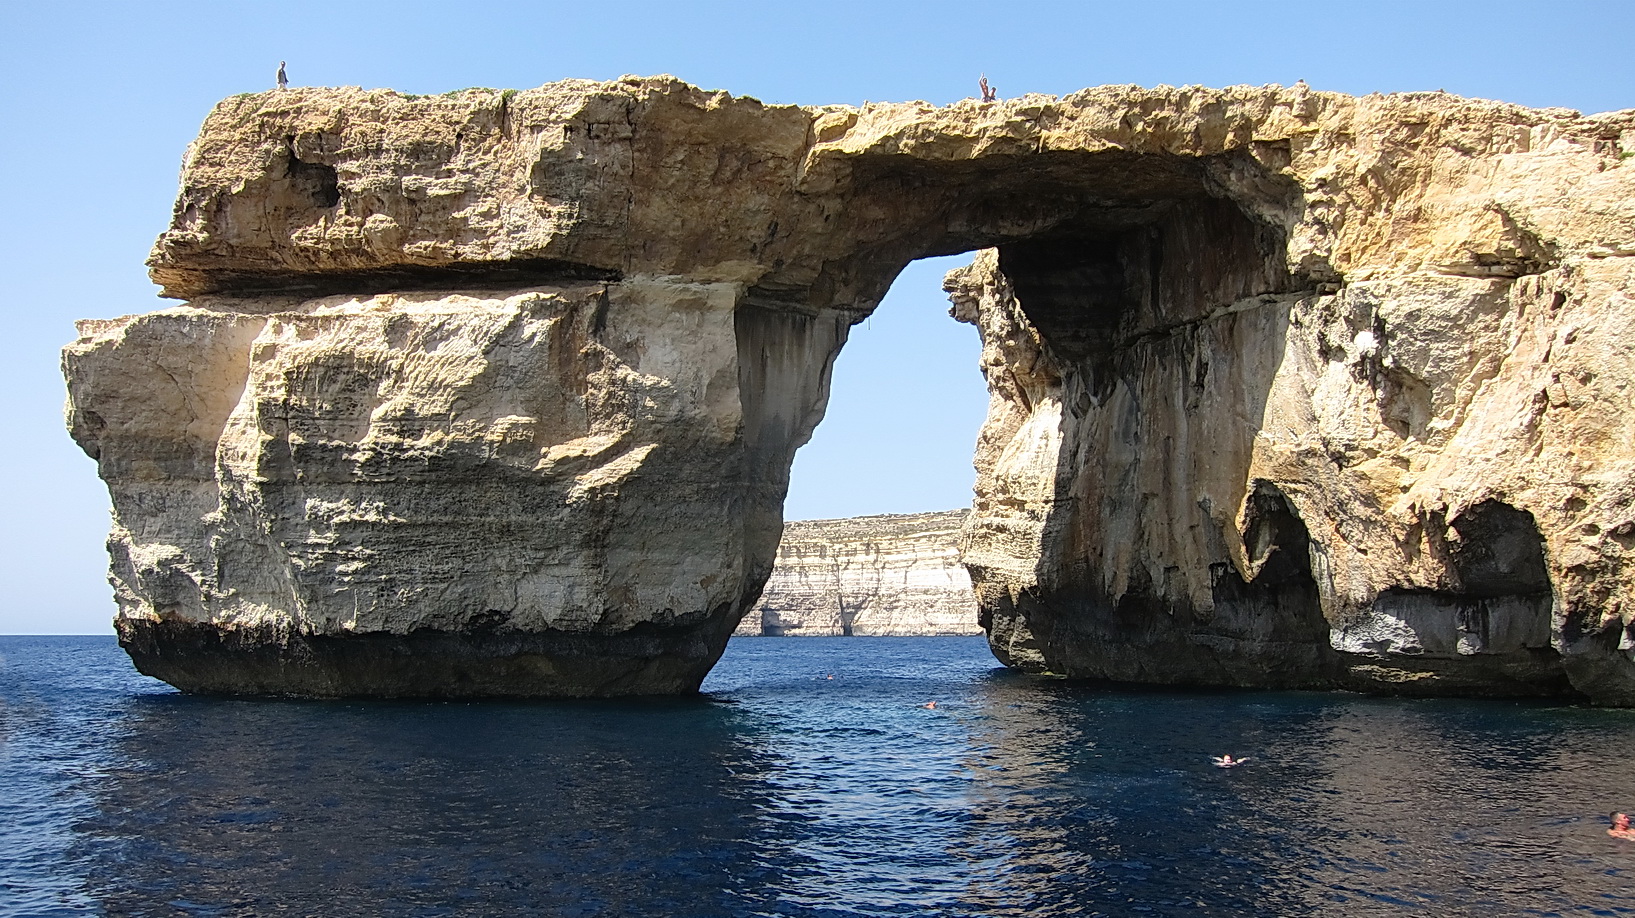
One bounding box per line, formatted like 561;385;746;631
735;510;982;637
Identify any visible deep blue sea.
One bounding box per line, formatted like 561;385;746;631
4;635;1635;917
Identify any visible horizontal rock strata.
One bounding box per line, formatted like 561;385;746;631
64;76;1635;700
734;511;981;637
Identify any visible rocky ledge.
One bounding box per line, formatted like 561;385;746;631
734;510;981;637
64;77;1635;700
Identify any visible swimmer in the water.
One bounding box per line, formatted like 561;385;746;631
1610;812;1635;840
1212;754;1249;768
921;701;938;709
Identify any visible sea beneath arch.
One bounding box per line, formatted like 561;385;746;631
4;634;1633;917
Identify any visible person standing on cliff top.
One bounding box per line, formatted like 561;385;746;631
276;61;288;90
979;74;997;103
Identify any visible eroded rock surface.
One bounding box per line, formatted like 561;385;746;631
734;511;980;637
947;245;1632;700
65;76;1635;699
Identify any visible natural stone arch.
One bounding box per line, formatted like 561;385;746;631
65;77;1635;701
778;150;1321;686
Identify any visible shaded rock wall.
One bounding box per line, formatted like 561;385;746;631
947;248;1613;698
64;76;1635;699
734;511;981;637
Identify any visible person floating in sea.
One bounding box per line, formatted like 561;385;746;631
1610;812;1635;840
921;701;938;709
1212;754;1250;768
979;74;997;103
276;61;288;90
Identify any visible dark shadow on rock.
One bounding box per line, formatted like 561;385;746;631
971;176;1314;688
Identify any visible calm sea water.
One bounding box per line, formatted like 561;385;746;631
3;635;1635;917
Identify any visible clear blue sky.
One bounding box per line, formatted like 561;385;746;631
2;0;1629;633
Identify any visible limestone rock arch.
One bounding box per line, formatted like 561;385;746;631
64;77;1635;701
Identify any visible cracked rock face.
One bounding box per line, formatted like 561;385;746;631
65;76;1635;699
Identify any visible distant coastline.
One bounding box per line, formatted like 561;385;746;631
735;510;982;637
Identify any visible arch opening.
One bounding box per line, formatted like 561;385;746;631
738;256;989;639
738;154;1302;647
898;158;1314;688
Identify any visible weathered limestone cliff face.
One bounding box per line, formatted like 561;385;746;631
65;76;1635;700
734;511;981;637
947;240;1634;700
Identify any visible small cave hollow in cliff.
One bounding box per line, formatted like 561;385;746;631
285;146;340;210
1206;482;1332;674
1439;499;1552;599
1345;504;1571;698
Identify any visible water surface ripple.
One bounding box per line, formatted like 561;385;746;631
4;635;1634;916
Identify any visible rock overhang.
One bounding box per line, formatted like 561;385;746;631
151;77;1634;304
